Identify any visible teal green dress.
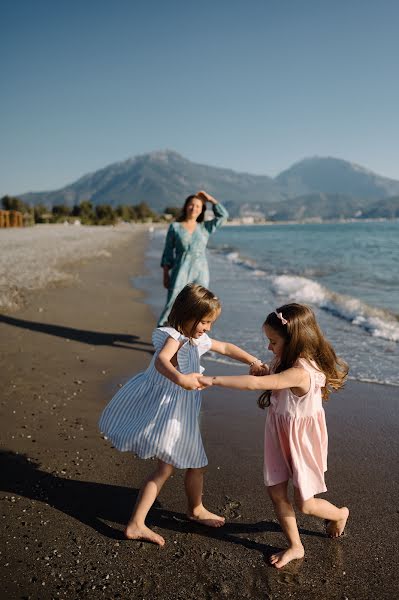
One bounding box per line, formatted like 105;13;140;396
158;203;228;326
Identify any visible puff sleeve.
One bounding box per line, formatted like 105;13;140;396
152;327;182;351
197;333;212;357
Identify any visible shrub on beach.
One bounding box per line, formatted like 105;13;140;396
2;195;31;214
1;196;166;225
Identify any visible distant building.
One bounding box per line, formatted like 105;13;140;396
241;216;255;224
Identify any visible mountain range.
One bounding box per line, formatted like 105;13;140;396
19;150;399;220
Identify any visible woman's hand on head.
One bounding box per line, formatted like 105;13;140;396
196;190;216;204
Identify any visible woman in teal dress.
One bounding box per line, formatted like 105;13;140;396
158;190;228;326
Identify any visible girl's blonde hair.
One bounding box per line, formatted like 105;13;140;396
168;284;221;338
258;303;348;409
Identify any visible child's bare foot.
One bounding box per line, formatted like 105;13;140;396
269;545;305;569
326;507;349;538
188;506;225;528
124;523;165;546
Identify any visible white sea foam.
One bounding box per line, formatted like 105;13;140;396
347;375;399;387
213;245;399;343
224;249;265;272
0;223;139;311
271;274;399;342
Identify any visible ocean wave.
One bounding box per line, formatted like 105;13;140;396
224;251;261;271
271;274;399;342
211;245;399;342
213;246;268;274
212;245;335;278
347;375;399;387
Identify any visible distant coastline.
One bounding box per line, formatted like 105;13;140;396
224;216;399;226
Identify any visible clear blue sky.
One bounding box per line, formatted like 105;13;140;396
1;0;399;197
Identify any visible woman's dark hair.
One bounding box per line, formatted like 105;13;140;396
168;284;221;338
176;195;206;223
258;303;348;409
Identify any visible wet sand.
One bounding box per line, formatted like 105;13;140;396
1;227;398;599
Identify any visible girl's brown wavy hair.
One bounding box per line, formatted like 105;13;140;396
168;283;221;339
258;303;348;409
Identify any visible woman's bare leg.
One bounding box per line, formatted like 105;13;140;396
184;467;225;527
125;460;174;546
268;482;305;568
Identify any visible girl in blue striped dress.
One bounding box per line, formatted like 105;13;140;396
99;283;262;546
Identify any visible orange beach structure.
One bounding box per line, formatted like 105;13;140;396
0;210;24;227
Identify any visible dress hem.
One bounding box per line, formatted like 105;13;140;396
102;437;208;469
263;474;328;501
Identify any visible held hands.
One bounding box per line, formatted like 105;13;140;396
180;373;205;391
249;362;269;376
190;365;269;390
198;376;213;388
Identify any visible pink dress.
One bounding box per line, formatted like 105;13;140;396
264;358;328;500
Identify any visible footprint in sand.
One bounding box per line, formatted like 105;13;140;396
222;495;242;519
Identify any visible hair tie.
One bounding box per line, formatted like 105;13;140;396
275;310;288;325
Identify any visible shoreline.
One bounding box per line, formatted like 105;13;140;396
1;229;398;598
224;216;399;226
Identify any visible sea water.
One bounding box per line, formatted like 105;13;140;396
135;220;399;387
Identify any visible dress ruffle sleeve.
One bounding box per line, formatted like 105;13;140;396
152;328;197;375
197;333;212;356
152;326;182;350
174;333;211;375
296;358;326;389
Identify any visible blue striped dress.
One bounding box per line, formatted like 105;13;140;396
99;327;212;469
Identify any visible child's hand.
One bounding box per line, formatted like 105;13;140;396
180;373;203;391
249;362;269;376
198;376;213;388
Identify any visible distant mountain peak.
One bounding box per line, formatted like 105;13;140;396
148;149;184;159
18;150;399;220
132;149;186;163
275;155;399;200
287;155;377;177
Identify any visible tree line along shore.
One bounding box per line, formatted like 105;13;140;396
1;195;184;226
3;195;399;228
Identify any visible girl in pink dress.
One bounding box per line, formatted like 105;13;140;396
199;303;349;568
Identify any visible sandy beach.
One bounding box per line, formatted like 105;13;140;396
1;225;398;599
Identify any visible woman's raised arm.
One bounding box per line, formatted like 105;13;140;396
196;191;228;234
